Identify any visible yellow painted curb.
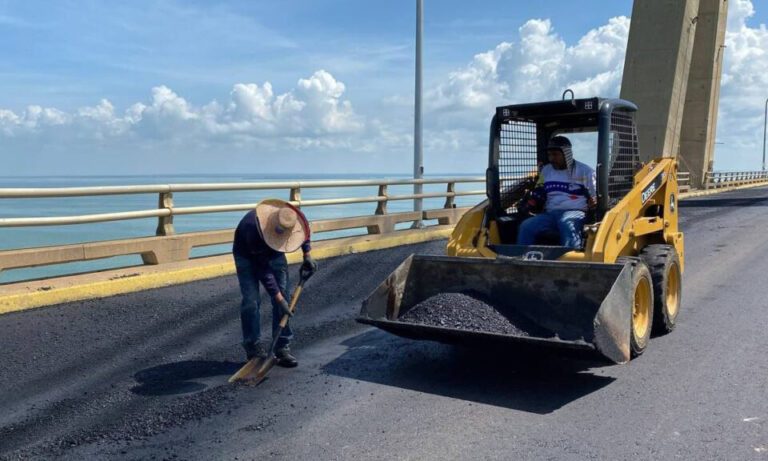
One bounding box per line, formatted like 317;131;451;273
0;262;234;315
0;227;454;315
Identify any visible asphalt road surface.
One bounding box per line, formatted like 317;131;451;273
1;187;767;460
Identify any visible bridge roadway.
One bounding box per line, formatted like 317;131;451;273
1;187;767;460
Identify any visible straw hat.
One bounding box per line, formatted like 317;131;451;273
255;199;307;253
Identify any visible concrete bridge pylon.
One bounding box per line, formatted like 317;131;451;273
620;0;728;189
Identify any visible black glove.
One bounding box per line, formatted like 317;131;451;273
277;297;293;317
527;187;546;212
516;199;531;215
301;255;318;276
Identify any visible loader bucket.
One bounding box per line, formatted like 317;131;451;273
357;255;634;363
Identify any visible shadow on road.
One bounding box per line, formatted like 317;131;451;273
323;330;616;414
131;360;241;396
680;197;768;208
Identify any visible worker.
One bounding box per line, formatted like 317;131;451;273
232;199;317;367
517;136;597;248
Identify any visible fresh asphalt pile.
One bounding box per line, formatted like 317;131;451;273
399;292;530;336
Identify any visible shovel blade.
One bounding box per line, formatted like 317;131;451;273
252;356;277;384
229;356;276;383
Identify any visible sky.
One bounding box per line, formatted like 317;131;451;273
0;0;767;176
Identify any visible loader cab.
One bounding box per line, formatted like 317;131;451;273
485;96;639;258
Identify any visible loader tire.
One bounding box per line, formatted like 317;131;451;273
640;245;681;335
618;257;654;358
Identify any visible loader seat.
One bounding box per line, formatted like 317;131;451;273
529;225;590;250
535;231;561;246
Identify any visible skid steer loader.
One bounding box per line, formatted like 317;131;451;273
357;96;684;363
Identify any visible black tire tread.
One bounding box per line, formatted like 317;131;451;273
640;244;681;335
617;257;654;358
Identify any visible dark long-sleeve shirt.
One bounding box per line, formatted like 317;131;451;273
232;210;311;297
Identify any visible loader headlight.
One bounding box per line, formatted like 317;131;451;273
670;194;676;213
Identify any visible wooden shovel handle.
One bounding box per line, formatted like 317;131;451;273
278;283;304;328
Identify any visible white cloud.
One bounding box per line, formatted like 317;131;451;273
727;0;755;31
3;3;768;174
715;0;768;170
429;16;630;115
419;16;630;168
423;2;768;172
0;70;364;144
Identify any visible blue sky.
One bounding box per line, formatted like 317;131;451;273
1;0;767;176
0;1;633;109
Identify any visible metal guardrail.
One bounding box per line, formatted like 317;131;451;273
2;169;768;280
0;177;485;228
704;170;768;189
663;170;768;191
10;169;755;229
0;177;486;277
0;177;486;198
676;171;691;193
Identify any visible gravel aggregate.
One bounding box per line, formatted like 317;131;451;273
399;292;530;336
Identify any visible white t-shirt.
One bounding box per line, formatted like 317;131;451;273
537;161;597;212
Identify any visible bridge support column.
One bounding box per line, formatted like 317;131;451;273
679;0;728;189
620;0;700;163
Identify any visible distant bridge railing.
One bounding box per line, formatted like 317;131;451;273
667;170;768;191
704;170;768;189
676;172;691;193
0;177;485;278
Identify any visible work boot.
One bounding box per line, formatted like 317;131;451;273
275;346;298;368
244;342;267;361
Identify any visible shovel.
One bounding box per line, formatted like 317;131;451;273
229;266;314;384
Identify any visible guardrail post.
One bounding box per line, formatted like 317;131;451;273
375;184;388;215
433;182;459;225
156;192;175;236
443;182;456;209
143;190;192;265
368;184;392;234
289;186;301;206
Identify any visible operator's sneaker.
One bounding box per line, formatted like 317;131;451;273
275;347;298;368
244;342;268;361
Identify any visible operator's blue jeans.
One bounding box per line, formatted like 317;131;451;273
233;254;293;350
517;210;586;249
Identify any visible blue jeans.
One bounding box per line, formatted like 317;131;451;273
517;210;586;249
234;254;293;350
